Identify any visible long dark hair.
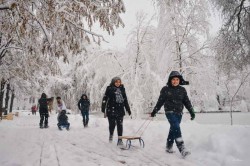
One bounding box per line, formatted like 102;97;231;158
41;93;47;98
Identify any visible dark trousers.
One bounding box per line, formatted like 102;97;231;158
166;112;184;152
81;111;89;126
39;112;49;127
108;115;123;136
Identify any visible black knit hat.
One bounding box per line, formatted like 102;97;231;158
167;71;189;86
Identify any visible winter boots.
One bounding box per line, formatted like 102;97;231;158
109;135;113;142
166;138;191;157
83;119;89;127
40;124;48;129
181;149;191;158
117;139;123;146
166;146;174;153
176;138;191;157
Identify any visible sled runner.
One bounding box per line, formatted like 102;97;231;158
117;117;153;150
118;136;145;150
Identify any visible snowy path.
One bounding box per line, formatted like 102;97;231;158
0;112;250;166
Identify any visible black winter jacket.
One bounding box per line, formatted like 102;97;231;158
78;99;90;112
102;85;131;117
38;97;49;113
153;85;193;114
58;111;69;125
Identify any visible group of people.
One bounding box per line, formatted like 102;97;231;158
37;94;90;130
37;71;195;157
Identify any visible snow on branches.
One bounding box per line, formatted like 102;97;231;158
0;0;126;59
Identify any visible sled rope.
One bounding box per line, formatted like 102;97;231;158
134;117;153;136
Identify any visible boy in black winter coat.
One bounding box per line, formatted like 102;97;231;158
102;77;131;144
78;94;90;127
38;93;50;128
57;110;70;130
151;71;195;157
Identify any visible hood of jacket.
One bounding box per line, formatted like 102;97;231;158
81;94;88;99
167;71;189;86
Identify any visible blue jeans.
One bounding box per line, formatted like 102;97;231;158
166;112;184;152
81;111;89;126
57;123;70;129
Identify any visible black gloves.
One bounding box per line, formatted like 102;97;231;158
189;108;195;120
151;110;157;117
128;110;131;116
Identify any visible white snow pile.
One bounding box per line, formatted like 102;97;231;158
0;112;250;166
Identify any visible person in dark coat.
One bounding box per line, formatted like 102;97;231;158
57;110;70;130
38;93;50;128
78;94;90;127
102;77;131;144
151;71;195;157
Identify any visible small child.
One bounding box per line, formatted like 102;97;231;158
57;110;70;130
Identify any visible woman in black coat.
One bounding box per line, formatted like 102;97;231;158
38;93;50;128
102;77;131;144
78;94;90;127
151;71;195;157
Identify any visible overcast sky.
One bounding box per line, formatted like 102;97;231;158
93;0;221;51
94;0;157;50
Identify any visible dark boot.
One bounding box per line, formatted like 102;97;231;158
117;139;123;146
166;144;174;153
176;137;190;157
109;135;113;142
66;123;70;130
83;118;86;127
86;119;89;127
176;137;185;152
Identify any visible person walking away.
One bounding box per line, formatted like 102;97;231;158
57;110;70;130
38;93;50;128
102;77;131;145
150;71;195;157
78;94;90;127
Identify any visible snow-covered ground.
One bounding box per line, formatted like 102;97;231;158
0;111;250;166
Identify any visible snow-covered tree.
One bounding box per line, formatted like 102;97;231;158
121;12;160;117
0;0;126;59
0;0;126;113
156;0;210;76
213;0;250;70
212;0;250;115
155;0;217;112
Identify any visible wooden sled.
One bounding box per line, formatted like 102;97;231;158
118;136;145;149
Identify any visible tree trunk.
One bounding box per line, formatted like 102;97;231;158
9;89;15;113
0;79;5;115
177;42;182;73
230;100;233;125
4;83;10;114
